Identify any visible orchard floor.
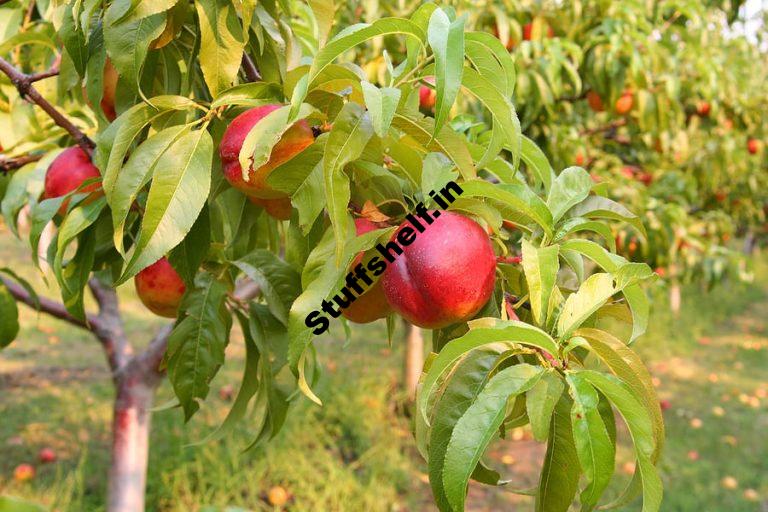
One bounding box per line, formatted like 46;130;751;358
1;228;767;511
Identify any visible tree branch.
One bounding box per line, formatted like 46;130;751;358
0;57;94;155
125;324;173;386
89;278;131;372
1;275;95;329
0;153;42;173
579;118;627;136
241;53;261;82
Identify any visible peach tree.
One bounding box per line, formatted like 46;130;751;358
0;1;664;511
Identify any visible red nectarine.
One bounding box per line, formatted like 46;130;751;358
615;90;634;115
342;218;393;324
134;257;186;318
43;146;102;214
587;91;604;112
381;211;496;329
219;105;314;199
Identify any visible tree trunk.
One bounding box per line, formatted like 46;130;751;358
404;323;424;401
107;373;158;512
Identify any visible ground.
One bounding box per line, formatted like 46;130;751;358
1;226;767;511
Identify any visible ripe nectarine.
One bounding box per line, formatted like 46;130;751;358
13;463;35;482
342;218;393;324
219;105;314;199
587;90;604;112
134;257;186;318
615;90;633;115
43;147;102;214
381;211;496;329
419;77;436;111
747;138;760;155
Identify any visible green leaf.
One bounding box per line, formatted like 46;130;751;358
555;218;615;251
166;272;231;421
120;128;213;283
104;0;165;91
192;309;261;445
567;196;646;239
547;167;593;223
168;205;210;284
391;113;475;181
210;82;282;108
442;364;545;512
195;0;245;98
361;81;401;138
238;103;315;182
535;395;580;512
427;8;465;136
323;102;374;263
421;152;458;205
98;96;198;196
53;198;107;320
465;31;516;98
309;18;425;85
521;239;559;327
519;135;554;192
567;373;616;511
460;66;521;170
527;370;565;442
576;371;663;512
60;4;88;77
109;124;190;255
234;249;301;326
308;0;335;46
418;319;559;425
557;273;617;339
427;349;501;510
459;179;553;238
0;280;20;348
29;197;65;269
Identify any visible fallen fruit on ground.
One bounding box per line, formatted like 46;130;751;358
134;257;186;318
267;485;289;506
747;138;760;154
342;218;393;324
13;464;35;481
219;105;314;199
38;447;56;464
382;211;496;329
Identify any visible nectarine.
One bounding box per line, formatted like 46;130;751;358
381;211;496;329
747;138;760;155
249;196;292;221
615;90;634;115
587;90;604;112
219;105;314;199
134;257;186;318
101;59;118;121
341;218;393;324
43;146;102;214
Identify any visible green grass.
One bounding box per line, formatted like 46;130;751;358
1;227;767;511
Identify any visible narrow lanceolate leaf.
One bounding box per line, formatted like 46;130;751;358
391;114;475;180
427;8;465;135
566;374;616;512
238;103;315;183
104;0;165;90
234;250;301;326
464;32;516;98
308;18;426;85
120;128;213;283
0;281;20;348
427;349;500;511
574;328;664;457
323;102;374;263
557;273;617;339
308;0;335;45
547;166;593;223
566;195;647;239
166;272;232;421
195;0;245;98
522;239;559;327
536;395;580;512
110;125;190;255
168;205;211;285
527;370;565;442
442;364;545;512
577;371;663;512
193;310;261;445
519;135;555;192
418;319;559;425
361;81;401;138
460;66;520;170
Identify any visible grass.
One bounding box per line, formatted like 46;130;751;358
1;227;767;511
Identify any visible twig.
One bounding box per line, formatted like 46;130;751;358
579;118;627;136
0;153;42;173
0;57;94;155
241;53;261;82
0;275;96;330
